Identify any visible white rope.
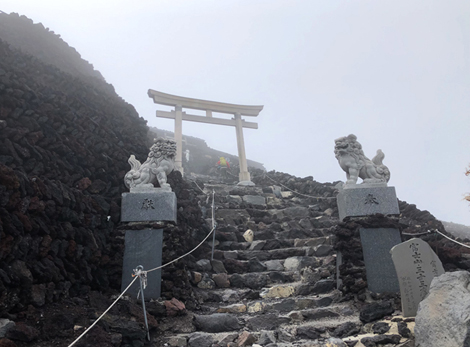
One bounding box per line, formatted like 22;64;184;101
68;275;139;347
145;224;216;273
433;229;470;249
402;230;434;236
188;179;208;195
403;229;470;249
263;173;330;199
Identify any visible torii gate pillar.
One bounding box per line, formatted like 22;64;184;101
174;105;183;171
148;90;263;185
234;113;250;182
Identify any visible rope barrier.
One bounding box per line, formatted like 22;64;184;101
402;229;470;249
188;179;208;195
402;230;434;236
67;225;216;346
433;229;470;249
68;275;139;347
262;172;330;199
68;190;217;346
136;190;216;274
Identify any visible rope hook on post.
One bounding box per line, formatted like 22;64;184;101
133;265;150;341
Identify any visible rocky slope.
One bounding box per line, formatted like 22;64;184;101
1;11;470;347
0;12;104;82
3;167;469;347
0;21;155;313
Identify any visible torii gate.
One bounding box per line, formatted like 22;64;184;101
148;89;263;184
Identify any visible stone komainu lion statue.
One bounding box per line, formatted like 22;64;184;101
334;134;390;186
124;138;176;191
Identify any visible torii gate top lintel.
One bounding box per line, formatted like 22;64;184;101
148;89;263;117
148;89;263;185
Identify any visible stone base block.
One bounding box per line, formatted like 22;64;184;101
121;191;177;222
337;186;399;221
121;229;163;300
360;228;401;293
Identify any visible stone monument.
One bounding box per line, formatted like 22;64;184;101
391;238;444;317
120;138;178;299
335;134;401;293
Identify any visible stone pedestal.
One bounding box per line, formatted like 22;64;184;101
360;228;401;293
121;189;177;300
337;186;399;221
121;229;163;299
121;190;177;223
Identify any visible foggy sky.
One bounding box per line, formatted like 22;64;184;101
2;0;470;225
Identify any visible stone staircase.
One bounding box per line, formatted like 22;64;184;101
155;179;367;347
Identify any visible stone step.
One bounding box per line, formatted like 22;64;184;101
215;227;335;244
231;247;311;261
200;291;340;315
221;244;334;261
161;310;360;345
229;270;300;289
164;330;359;347
216;235;334;252
194;279;337;303
220;254;332;274
192;304;356;331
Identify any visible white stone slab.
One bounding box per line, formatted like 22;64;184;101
391;238;444;317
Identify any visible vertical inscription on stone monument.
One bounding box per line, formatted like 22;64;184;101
391;238;445;317
410;242;428;299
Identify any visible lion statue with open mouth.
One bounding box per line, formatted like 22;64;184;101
124;138;176;191
334;134;390;186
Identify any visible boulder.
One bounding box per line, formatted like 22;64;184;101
247;313;290;331
211;259;227;273
195;259;212;272
5;323;39;342
188;332;214;347
258;330;276;345
284;256;320;271
237;331;256;346
415;271;470;347
283;206;309;219
212;273;230;288
164;298;186;317
372;322;390;334
359;301;394;323
249;257;267;272
193;313;241;333
264;260;284;271
331;321;361;338
296;326;322;339
360;334;401;347
0;320;15;338
242;195;266;207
